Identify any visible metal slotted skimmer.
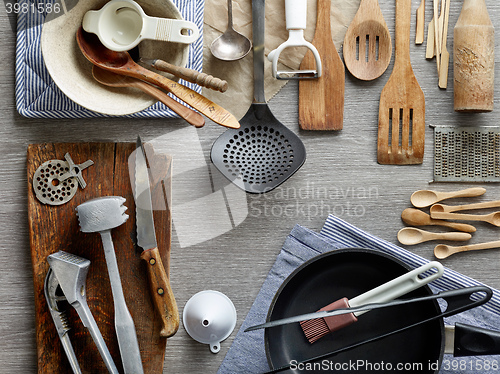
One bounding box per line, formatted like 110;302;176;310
432;126;500;182
210;0;306;194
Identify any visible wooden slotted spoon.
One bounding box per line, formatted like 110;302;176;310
343;0;392;81
378;0;425;165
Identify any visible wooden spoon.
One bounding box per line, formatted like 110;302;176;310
430;211;500;227
434;240;500;259
410;187;486;208
430;200;500;214
401;208;476;233
92;67;205;128
398;227;471;245
343;0;392;81
76;27;239;129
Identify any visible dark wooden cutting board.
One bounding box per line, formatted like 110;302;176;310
27;142;172;374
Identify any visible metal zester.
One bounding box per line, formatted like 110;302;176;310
432;126;500;182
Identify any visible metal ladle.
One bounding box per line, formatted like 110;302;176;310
210;0;252;61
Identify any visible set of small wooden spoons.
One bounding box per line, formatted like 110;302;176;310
399;187;500;259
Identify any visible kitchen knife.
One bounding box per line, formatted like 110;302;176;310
135;136;179;338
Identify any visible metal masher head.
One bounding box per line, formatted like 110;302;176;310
76;196;129;233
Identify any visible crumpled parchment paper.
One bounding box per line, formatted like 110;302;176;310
202;0;361;119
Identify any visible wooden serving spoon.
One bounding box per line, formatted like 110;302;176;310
430;211;500;227
76;27;239;129
430;200;500;214
93;67;205;128
410;187;486;208
398;227;471;245
343;0;392;80
434;240;500;259
401;208;476;233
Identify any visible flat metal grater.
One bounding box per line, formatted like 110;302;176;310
432;125;500;182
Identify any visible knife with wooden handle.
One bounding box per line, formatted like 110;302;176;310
134;136;179;338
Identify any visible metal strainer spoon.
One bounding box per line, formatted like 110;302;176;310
210;0;252;61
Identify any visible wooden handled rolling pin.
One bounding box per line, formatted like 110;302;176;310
454;0;494;112
141;58;228;93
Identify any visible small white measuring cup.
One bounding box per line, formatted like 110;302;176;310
83;0;200;52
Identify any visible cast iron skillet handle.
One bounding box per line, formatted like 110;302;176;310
453;323;500;357
440;286;493;316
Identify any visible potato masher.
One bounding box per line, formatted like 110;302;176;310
267;0;321;79
45;251;118;374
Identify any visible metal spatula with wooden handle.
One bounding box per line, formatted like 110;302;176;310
378;0;425;165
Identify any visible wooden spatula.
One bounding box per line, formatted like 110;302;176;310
298;0;344;130
378;0;425;165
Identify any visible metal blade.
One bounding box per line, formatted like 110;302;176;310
135;136;157;250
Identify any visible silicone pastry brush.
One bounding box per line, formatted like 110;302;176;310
300;262;443;343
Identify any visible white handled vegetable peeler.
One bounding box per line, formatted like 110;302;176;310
267;0;322;79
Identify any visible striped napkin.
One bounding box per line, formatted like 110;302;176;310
218;215;500;374
15;0;204;119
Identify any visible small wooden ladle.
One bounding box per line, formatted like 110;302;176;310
398;227;471;245
434;240;500;259
343;0;392;80
76;27;239;129
93;67;205;128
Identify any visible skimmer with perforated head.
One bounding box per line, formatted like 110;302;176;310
211;0;306;194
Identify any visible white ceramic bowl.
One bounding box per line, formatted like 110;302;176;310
41;0;189;116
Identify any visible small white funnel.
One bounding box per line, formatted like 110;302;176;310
182;290;237;353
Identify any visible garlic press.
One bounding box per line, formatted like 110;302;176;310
44;251;119;374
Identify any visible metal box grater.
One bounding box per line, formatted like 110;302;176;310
432;126;500;182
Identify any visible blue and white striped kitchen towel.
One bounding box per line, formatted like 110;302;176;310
218;215;500;374
15;0;204;119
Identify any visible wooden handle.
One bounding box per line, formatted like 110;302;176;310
430;211;495;223
450;240;500;253
425;14;436;58
434;231;472;241
433;220;477;233
415;0;425;44
432;200;500;213
142;59;228;93
137;66;240;129
442;187;486;199
141;247;179;338
394;0;412;66
137;82;205;128
438;0;451;88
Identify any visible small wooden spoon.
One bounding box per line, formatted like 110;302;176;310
401;208;476;233
430;211;500;227
398;227;471;245
430;200;500;214
76;27;239;129
93;67;205;128
410;187;486;208
435;240;500;259
343;0;392;80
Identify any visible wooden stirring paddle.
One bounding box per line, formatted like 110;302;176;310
378;0;425;165
298;0;344;130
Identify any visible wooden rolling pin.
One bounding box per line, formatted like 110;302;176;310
454;0;494;112
141;58;229;93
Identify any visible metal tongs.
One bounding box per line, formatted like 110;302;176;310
44;251;119;374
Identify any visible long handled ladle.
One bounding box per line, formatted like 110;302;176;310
435;240;500;259
76;27;239;129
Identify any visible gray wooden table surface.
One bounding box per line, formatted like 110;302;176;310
1;0;499;373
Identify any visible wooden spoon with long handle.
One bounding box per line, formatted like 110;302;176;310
435;240;500;259
92;67;205;128
343;0;392;80
401;208;477;233
398;227;471;245
410;187;486;208
76;28;239;129
430;211;500;227
430;200;500;214
378;0;425;165
299;0;344;130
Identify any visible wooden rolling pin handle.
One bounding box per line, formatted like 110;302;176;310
141;247;180;338
142;59;228;92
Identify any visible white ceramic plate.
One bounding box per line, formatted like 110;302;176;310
41;0;189;116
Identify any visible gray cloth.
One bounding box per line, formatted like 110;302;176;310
218;215;500;373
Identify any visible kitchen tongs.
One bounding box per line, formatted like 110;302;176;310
44;251;118;374
261;285;492;373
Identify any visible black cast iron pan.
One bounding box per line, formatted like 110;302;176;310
265;249;444;373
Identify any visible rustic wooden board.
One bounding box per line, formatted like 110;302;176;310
27;142;172;374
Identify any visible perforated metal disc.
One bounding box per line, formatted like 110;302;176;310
33;160;78;205
211;104;306;194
